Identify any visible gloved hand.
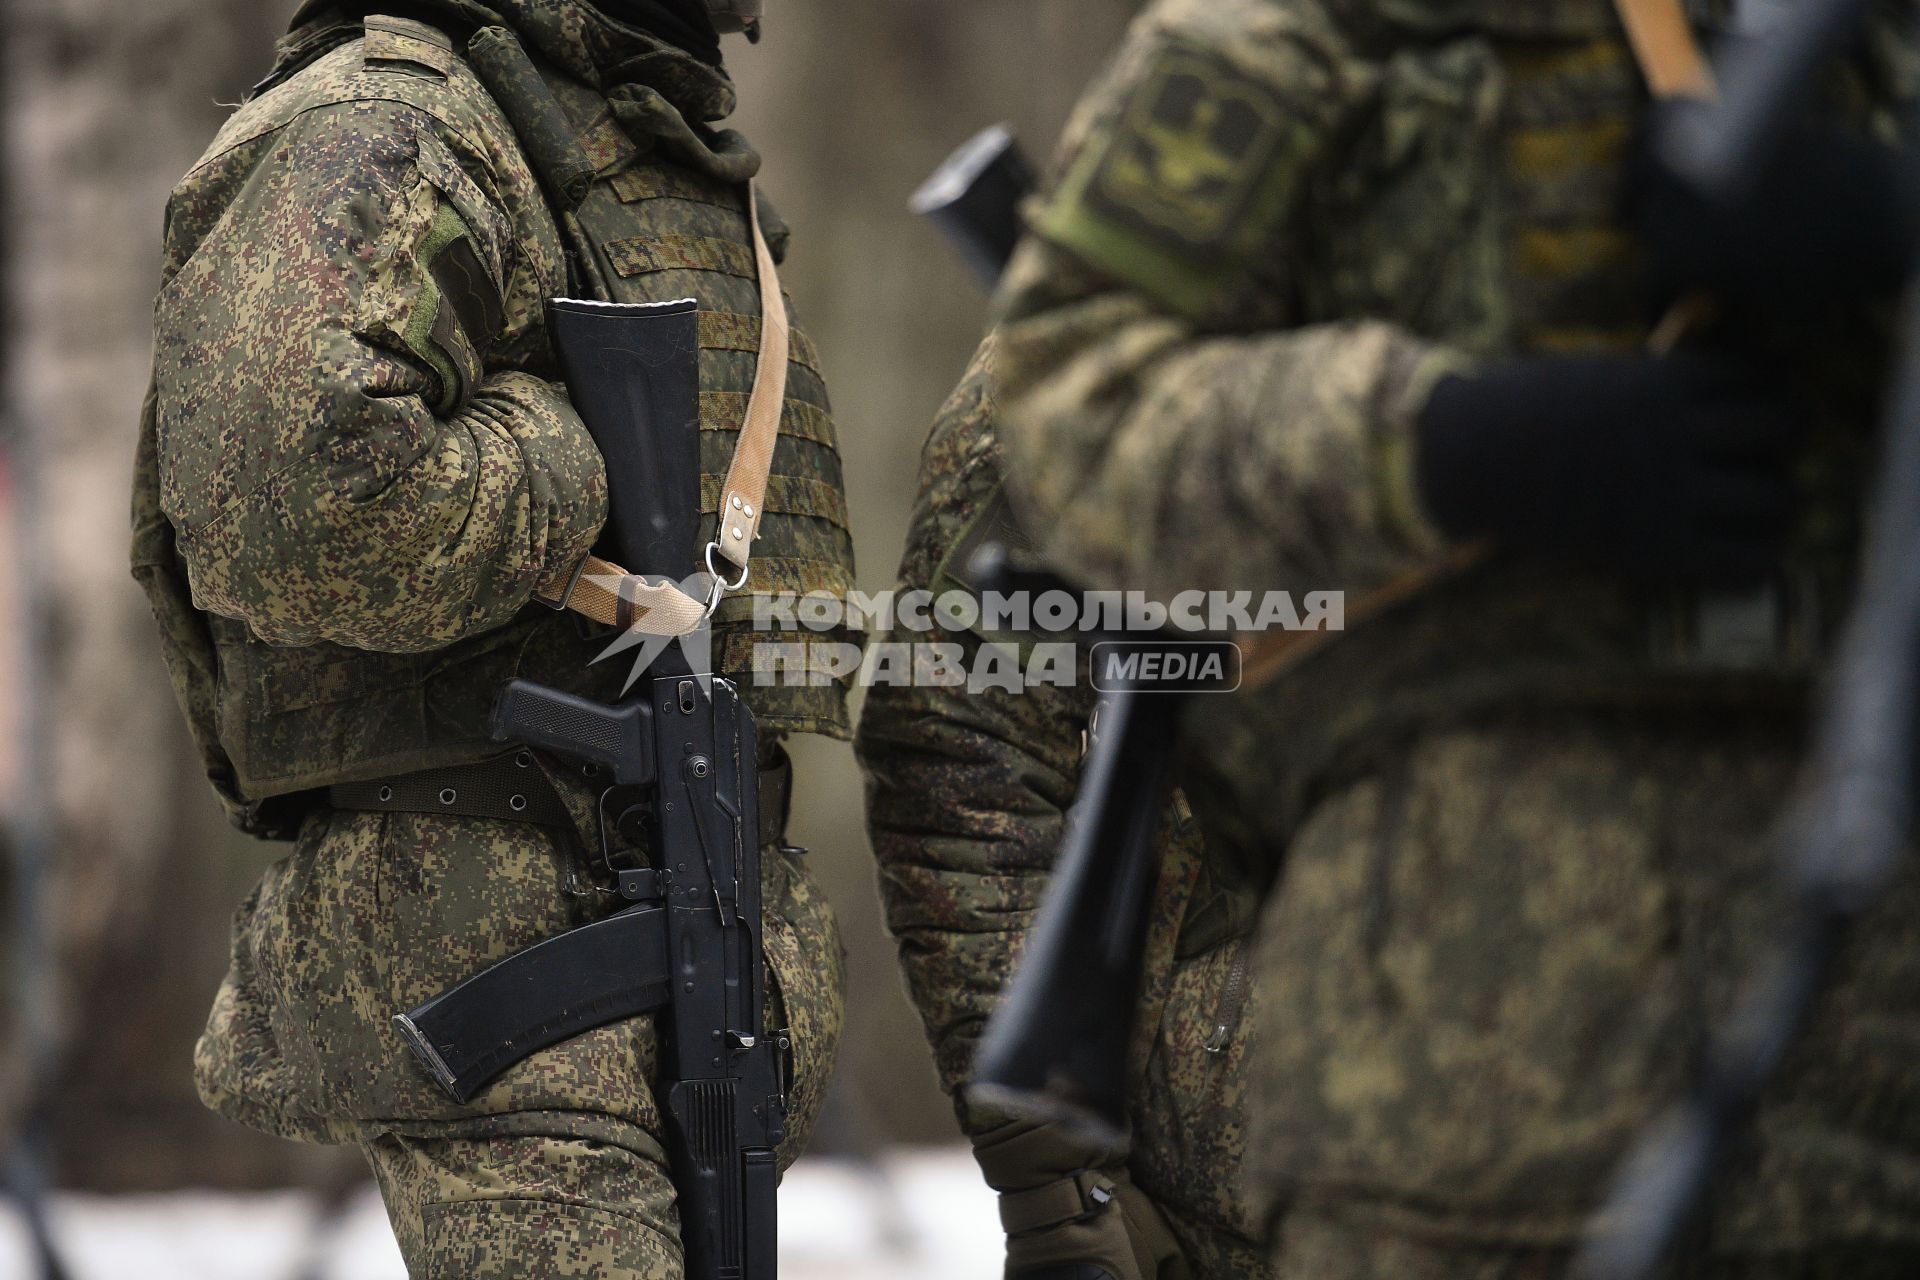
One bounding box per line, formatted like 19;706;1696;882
1414;350;1803;585
1633;103;1918;310
970;1117;1192;1280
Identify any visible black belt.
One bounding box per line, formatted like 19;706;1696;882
327;747;794;850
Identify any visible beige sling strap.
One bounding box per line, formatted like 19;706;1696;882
1238;0;1718;692
711;183;790;575
1614;0;1724;353
1613;0;1717;101
544;181;789;635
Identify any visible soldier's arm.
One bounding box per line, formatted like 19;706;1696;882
993;0;1468;603
152;101;605;652
861;645;1091;1097
857;344;1093;1100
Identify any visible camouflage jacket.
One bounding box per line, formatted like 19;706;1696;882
131;0;856;836
991;0;1916;850
857;337;1270;1273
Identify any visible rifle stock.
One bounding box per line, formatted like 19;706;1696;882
912;125;1036;289
969;676;1187;1141
548;296;701;576
959;543;1221;1138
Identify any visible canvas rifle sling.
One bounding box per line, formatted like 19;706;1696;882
542;181;790;635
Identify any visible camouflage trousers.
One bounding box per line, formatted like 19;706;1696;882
1243;712;1920;1276
195;804;844;1278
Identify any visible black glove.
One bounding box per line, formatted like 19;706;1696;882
1633;103;1918;310
1414;351;1802;585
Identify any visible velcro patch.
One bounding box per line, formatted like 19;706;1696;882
363;14;457;78
431;234;504;352
404;201;500;415
606;234;757;280
1042;41;1316;317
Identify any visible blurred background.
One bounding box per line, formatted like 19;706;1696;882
0;0;1137;1273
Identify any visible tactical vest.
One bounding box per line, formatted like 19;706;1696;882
516;55;859;672
130;16;856;837
1349;4;1894;665
1177;4;1907;866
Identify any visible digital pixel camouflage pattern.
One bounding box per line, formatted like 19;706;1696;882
130;4;850;1275
857;337;1271;1278
992;0;1920;1273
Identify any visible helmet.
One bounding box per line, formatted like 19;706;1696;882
704;0;761;37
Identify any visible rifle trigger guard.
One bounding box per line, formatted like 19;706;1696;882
595;785;654;887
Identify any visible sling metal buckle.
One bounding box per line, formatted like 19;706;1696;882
703;540;752;612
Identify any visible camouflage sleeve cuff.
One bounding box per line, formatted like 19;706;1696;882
1373;341;1477;559
462;371;610;621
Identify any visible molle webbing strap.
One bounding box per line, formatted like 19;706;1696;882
611;166;746;208
700;310;822;375
701;392;835;447
607;234;759;279
578;109;640;175
700;474;849;531
546;184;789;634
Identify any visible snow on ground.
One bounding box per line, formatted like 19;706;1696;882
0;1147;999;1280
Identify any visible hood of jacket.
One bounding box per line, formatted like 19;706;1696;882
284;0;737;120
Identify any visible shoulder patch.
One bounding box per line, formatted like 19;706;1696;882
1040;41;1321;317
192;40;510;187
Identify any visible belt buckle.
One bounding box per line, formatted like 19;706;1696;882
1653;569;1822;671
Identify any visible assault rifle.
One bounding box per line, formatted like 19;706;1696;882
396;298;787;1280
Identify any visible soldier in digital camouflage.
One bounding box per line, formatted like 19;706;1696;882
858;335;1271;1280
990;0;1920;1276
130;1;854;1275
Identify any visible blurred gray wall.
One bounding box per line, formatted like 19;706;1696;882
3;0;1134;1189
